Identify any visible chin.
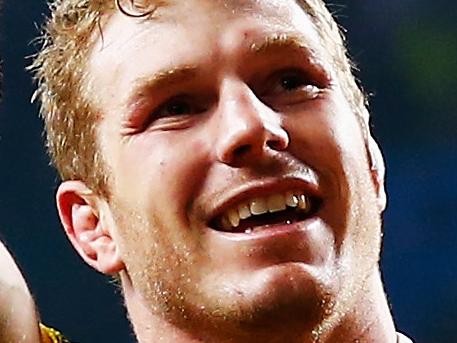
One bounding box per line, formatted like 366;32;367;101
196;261;334;335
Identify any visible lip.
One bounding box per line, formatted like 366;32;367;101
198;176;330;269
204;175;322;226
211;215;321;242
203;213;329;269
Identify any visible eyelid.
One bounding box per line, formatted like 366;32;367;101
254;67;328;109
256;68;316;95
278;67;323;86
151;93;212;123
154;94;192;116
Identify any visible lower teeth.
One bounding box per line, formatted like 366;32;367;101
243;220;293;234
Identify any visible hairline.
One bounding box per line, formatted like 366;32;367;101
36;0;371;199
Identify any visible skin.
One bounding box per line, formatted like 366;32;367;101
0;241;41;343
57;0;395;342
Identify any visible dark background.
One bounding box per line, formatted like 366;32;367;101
1;1;456;342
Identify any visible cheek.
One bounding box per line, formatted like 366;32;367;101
283;109;348;182
284;95;368;185
112;129;213;219
283;101;371;245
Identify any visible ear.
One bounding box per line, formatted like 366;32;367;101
367;136;387;212
56;181;125;274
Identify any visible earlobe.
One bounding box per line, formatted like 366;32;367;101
367;136;387;212
56;181;125;275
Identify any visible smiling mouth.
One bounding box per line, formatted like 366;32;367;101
209;191;322;234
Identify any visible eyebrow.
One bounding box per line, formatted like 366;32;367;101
249;33;318;59
125;34;318;110
126;65;199;109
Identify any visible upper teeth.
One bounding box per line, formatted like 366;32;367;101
219;191;311;230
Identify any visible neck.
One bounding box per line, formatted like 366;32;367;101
122;270;397;343
322;270;397;343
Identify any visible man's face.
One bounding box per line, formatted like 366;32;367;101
88;0;384;338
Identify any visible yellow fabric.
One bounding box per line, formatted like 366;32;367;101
39;324;69;343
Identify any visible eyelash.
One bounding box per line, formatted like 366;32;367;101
157;96;200;116
252;67;325;108
150;68;325;121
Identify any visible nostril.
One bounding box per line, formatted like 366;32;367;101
233;144;251;157
267;139;285;151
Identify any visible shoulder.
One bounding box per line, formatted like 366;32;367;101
0;241;41;342
397;332;415;343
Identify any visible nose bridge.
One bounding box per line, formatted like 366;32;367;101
223;82;269;134
214;79;289;166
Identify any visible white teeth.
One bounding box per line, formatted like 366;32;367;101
285;191;298;207
250;197;268;215
228;208;240;228
267;194;286;213
218;191;314;230
298;194;310;212
238;203;251;220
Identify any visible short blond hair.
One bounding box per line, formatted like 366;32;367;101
30;0;368;197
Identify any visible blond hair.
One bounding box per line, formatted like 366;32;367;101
30;0;368;197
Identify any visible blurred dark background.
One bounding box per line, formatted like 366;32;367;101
0;1;455;342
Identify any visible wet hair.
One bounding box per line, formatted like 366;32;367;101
30;0;369;197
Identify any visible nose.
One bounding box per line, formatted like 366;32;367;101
215;83;289;167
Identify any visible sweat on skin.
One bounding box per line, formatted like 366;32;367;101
32;0;398;342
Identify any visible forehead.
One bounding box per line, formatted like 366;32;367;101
88;0;324;110
96;0;320;51
122;0;307;23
